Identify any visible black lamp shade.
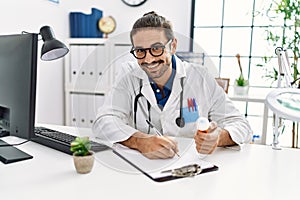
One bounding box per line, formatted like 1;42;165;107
40;26;69;61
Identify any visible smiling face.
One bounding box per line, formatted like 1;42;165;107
131;29;177;85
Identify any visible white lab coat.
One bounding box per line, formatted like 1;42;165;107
93;56;252;147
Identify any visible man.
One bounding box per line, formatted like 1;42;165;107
93;11;252;159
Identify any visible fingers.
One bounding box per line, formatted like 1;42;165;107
144;147;175;159
194;137;218;154
194;126;220;154
141;136;179;159
163;136;179;154
207;121;218;133
157;136;179;158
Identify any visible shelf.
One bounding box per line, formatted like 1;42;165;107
66;38;107;45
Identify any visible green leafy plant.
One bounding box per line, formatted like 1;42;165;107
70;137;91;156
255;0;300;86
236;75;248;86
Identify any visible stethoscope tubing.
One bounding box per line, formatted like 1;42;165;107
133;78;185;130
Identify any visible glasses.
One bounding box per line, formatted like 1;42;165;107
130;39;173;59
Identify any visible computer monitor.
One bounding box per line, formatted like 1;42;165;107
0;33;38;139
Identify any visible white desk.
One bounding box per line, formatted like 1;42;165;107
1;124;300;200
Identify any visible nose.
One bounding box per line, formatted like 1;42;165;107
143;49;156;63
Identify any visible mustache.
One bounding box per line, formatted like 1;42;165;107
141;60;164;68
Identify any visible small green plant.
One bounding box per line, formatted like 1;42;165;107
236;74;248;86
70;137;91;156
235;54;248;86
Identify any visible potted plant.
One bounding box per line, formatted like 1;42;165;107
70;137;94;174
234;54;249;95
255;0;300;87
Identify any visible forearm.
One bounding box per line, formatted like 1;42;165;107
217;129;236;147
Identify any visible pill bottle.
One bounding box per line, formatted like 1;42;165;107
196;117;210;133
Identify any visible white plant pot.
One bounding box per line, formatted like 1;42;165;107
234;80;249;96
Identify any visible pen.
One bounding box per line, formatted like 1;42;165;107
146;120;180;157
146;119;163;136
192;98;197;111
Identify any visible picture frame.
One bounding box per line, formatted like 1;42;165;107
215;78;230;93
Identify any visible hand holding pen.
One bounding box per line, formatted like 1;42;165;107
146;120;180;158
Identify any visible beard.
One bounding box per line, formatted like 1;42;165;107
140;57;172;80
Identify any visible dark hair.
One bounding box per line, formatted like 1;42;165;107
130;11;174;44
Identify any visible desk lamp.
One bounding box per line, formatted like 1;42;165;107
266;47;300;150
39;25;69;61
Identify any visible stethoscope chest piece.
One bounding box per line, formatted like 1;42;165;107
175;116;185;128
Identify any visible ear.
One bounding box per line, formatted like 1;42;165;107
171;38;177;54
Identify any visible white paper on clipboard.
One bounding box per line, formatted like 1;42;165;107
112;137;217;181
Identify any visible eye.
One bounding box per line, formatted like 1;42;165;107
151;46;163;52
135;49;145;53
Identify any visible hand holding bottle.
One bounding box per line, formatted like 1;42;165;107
194;117;221;154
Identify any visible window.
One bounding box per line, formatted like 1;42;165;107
191;0;297;146
192;0;278;86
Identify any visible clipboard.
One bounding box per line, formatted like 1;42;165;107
113;137;218;182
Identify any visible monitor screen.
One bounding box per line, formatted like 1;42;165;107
0;33;38;139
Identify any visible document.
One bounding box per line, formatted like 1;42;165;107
113;137;218;182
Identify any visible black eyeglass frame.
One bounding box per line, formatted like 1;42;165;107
130;39;173;59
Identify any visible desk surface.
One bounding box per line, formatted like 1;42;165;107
1;124;300;200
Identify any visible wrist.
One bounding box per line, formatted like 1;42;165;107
120;132;148;150
217;128;236;147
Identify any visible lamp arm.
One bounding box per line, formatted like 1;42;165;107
275;47;294;88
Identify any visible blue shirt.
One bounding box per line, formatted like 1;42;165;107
150;55;176;109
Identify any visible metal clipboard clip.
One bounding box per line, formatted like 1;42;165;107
161;164;202;177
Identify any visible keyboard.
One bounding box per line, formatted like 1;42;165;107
32;127;109;155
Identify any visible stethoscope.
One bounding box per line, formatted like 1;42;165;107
133;77;185;130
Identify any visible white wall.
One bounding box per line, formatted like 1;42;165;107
0;0;192;125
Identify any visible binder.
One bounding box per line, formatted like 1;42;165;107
78;93;88;128
86;45;97;89
70;45;80;85
70;93;80;127
78;45;88;89
113;137;218;182
95;44;108;92
69;8;103;38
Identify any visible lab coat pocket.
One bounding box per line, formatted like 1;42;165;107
182;106;199;123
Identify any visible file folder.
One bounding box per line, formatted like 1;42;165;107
113;137;218;182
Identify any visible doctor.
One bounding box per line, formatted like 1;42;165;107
93;11;252;159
